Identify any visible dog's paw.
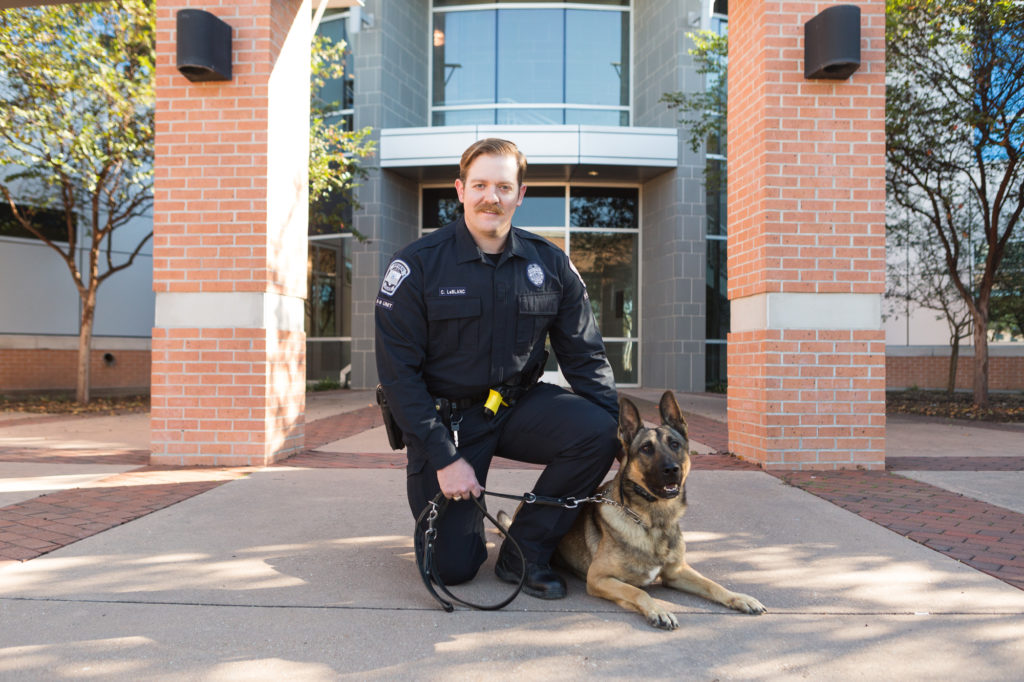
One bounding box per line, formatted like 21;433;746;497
645;607;679;630
727;592;766;615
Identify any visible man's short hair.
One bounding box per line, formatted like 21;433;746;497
459;138;527;186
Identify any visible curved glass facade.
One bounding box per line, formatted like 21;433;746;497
432;2;630;126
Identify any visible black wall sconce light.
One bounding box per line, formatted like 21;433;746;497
804;5;861;80
176;9;232;82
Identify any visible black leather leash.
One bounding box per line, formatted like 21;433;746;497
416;492;525;612
415;489;645;612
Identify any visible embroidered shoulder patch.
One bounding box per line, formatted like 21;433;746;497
380;259;411;296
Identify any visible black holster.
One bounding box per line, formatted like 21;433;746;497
376;384;405;451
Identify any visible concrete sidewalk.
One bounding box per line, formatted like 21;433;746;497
1;389;1023;680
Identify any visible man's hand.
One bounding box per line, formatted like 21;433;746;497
436;457;483;501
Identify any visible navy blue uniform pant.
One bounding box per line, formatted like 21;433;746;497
407;382;618;585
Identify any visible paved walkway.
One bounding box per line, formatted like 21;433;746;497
1;389;1022;680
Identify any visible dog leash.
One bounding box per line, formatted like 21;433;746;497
415;489;645;612
416;492;525;612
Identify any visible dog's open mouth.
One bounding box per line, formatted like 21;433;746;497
659;484;680;498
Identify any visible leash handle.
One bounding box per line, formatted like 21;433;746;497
416;493;526;612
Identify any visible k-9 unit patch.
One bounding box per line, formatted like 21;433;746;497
380;259;411;296
527;262;545;288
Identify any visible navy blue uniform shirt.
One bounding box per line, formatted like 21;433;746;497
374;217;618;472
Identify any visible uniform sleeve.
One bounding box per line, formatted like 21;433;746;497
547;255;619;422
374;256;459;472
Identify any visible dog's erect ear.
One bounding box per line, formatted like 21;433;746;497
659;391;688;441
618;396;644;447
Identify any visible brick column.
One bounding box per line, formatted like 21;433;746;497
726;1;886;470
151;1;310;466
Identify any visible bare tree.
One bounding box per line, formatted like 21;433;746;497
887;0;1024;407
0;1;154;403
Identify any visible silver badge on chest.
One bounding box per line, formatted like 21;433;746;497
527;262;545;288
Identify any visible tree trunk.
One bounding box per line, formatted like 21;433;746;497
971;309;990;409
946;336;960;395
76;289;97;404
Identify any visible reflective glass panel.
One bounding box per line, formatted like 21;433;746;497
570;187;638;228
497;9;563;105
496;108;564;125
705;343;726;392
316;16;353;113
706;239;728;340
433;11;496;106
565;109;628;126
515;187;565;228
604;340;638;385
706;158;726;236
0;203;68;242
566;10;628;106
306;237;352;338
422;187;463;229
432;109;496;126
569;232;638;340
531;229;566;253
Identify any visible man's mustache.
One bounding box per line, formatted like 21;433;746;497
475;203;504;214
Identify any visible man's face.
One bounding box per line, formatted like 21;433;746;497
454;153;527;246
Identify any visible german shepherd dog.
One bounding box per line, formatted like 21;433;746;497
554;391;766;630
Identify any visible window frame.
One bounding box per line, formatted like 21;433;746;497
428;1;633;127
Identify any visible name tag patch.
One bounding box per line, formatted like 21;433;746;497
439;287;467;296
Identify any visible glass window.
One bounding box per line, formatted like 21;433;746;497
432;109;496;126
316;14;354;116
422;187;462;229
0;203;69;242
570;231;637;339
571;186;638;228
565;109;629;126
496;108;565;125
706;239;728;340
706;158;726;236
432;4;630;126
706;10;729;390
306;237;352;339
516;187;566;228
497;10;564;105
565;10;628;107
432;10;496;107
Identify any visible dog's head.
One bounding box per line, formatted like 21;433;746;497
617;391;691;501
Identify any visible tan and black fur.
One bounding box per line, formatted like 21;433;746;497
554;391;766;630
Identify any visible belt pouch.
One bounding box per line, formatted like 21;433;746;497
376;384;406;450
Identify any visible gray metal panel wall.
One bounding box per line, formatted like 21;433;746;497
635;0;707;391
350;0;430;389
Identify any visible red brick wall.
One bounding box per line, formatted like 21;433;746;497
730;330;886;470
0;348;150;393
151;0;308;466
887;353;1024;391
727;1;887;470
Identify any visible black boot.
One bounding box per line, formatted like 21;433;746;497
494;540;567;600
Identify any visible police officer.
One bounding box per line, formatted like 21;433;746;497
375;138;618;599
